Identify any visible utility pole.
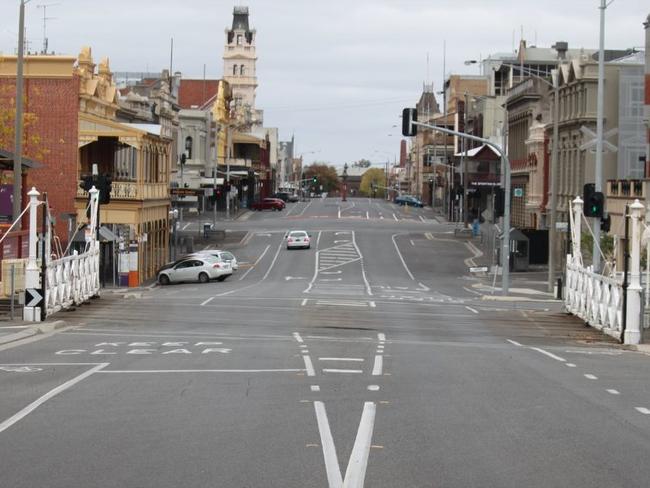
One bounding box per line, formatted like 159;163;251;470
548;63;561;291
593;0;608;272
461;92;469;229
13;0;27;230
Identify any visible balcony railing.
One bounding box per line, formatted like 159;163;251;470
77;181;169;201
607;179;646;199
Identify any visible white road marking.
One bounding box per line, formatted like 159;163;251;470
301;298;308;306
507;339;522;346
372;355;383;375
352;231;372;296
607;389;620;395
238;244;271;281
335;231;350;235
367;385;380;391
303;356;316;376
419;216;426;223
566;363;577;367
98;369;304;374
262;241;284;281
391;233;415;280
465;306;479;314
393;213;398;221
320;278;343;282
321;270;342;275
322;369;363;374
410;239;415;246
293;332;304;343
635;407;650;415
377;333;386;342
311;385;321;392
338;207;341;219
366;211;369;220
584;374;598;380
317;230;322;247
314;401;344;488
295;199;313;217
182;222;191;230
315;300;369;307
530;347;566;362
343;402;376;488
0;363;109;434
319;358;364;362
369;301;376;308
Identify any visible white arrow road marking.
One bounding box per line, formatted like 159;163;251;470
314;401;377;488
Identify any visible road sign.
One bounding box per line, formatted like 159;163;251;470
513;188;524;198
171;188;202;197
469;266;488;273
556;222;568;231
578;125;618;153
25;288;43;308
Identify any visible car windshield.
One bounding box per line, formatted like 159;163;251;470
5;4;647;487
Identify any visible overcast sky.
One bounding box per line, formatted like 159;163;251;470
1;1;647;167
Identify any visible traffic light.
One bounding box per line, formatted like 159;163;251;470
102;174;112;205
583;183;604;218
312;176;317;184
601;214;611;233
402;108;417;137
79;175;93;192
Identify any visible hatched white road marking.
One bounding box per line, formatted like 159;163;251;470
635;407;650;415
584;374;598;380
372;355;383;376
303;356;316;376
606;389;620;395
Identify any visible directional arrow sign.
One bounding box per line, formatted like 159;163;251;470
25;288;43;308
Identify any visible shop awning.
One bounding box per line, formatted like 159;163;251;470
232;132;265;147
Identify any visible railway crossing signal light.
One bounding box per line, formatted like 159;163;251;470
583;183;604;218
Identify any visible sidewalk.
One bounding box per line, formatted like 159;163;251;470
431;207;557;302
0;318;67;346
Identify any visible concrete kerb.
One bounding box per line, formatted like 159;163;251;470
0;319;66;346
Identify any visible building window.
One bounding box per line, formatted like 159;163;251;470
240;65;245;76
185;136;193;160
232;64;237;76
237;34;242;45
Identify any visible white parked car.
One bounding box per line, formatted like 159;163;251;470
157;256;232;285
286;230;311;250
193;250;238;270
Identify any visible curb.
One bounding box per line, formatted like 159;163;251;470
0;319;66;346
481;295;561;303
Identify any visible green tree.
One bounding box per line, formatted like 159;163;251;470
360;168;386;198
303;163;339;193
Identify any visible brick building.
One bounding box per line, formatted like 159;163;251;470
0;54;79;243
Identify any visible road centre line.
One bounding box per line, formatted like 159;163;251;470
372;355;383;375
391;233;415;281
351;230;373;296
317;230;322;247
238;244;271;281
465;306;479;314
343;402;376;487
314;401;343;488
303;355;315;376
0;363;109;434
530;347;567;362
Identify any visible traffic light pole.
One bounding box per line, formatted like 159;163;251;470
413;120;511;295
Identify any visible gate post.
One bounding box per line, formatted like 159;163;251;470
572;196;584;263
625;199;644;344
23;187;41;322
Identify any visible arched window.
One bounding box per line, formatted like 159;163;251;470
240;65;245;76
232;64;237;76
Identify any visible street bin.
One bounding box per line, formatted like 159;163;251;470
203;223;212;239
509;229;529;272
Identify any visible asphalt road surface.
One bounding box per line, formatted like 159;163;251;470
2;197;650;487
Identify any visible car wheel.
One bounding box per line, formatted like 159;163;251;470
159;274;170;286
306;245;310;249
198;272;210;284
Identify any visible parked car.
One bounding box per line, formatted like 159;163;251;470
286;230;311;249
157;255;232;285
287;194;300;203
395;195;423;207
273;192;290;202
192;250;238;270
251;198;286;211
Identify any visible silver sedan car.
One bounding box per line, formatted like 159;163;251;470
157;256;232;285
286;230;311;249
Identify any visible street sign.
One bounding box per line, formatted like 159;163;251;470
578;125;618;153
170;188;202;197
556;222;568;231
513;188;524;198
25;288;43;308
469;266;488;273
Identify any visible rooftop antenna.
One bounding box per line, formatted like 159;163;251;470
36;3;60;54
426;51;430;85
